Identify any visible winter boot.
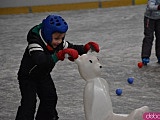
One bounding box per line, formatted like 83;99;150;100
142;58;150;65
157;57;160;64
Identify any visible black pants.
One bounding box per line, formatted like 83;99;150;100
141;16;160;58
15;75;59;120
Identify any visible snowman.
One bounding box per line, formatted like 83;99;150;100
74;54;149;120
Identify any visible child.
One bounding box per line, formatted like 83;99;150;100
141;0;160;65
15;14;99;120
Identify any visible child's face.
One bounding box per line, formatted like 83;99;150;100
51;32;65;48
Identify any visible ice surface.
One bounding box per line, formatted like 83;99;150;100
0;5;159;120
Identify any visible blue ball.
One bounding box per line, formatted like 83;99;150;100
116;89;122;96
127;77;134;84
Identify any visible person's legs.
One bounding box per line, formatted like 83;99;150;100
15;77;37;120
36;75;59;120
155;19;160;62
141;17;155;60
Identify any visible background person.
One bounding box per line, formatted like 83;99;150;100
141;0;160;65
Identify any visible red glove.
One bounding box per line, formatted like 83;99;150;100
84;41;100;53
56;48;78;61
158;5;160;10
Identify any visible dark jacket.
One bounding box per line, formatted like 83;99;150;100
18;24;86;80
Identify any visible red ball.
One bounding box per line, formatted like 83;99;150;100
138;62;143;68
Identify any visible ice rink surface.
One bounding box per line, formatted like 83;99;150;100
0;5;160;120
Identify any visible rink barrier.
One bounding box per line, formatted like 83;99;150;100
0;0;147;15
134;0;148;5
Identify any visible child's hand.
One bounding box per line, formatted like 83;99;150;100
84;41;100;53
56;48;78;61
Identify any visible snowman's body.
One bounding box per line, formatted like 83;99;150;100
75;54;149;120
84;77;113;120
